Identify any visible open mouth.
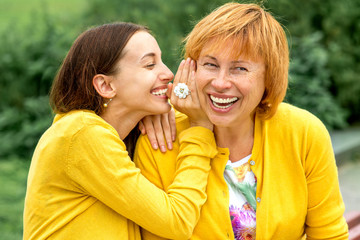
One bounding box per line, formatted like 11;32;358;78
151;88;168;96
210;95;238;109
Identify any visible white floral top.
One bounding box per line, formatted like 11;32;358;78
224;155;257;240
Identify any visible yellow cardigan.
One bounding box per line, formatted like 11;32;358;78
134;103;349;239
23;110;218;240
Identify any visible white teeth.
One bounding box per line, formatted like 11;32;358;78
210;95;238;104
213;101;235;109
210;95;238;109
152;88;168;96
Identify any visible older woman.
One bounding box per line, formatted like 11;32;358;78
135;3;348;239
23;22;216;240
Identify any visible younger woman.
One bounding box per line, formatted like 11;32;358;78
23;22;215;240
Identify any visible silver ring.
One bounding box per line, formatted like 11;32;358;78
173;83;190;99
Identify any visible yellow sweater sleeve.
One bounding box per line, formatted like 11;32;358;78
133;127;191;240
67;123;217;239
303;116;348;239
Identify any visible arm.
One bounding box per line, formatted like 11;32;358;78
304;119;349;239
67;124;217;239
134;120;193;240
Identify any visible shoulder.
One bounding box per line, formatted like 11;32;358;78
55;110;118;134
272;103;322;124
52;110;124;149
268;103;327;132
174;109;191;133
258;103;331;145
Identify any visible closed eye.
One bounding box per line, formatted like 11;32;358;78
146;63;156;69
233;67;248;71
203;62;218;68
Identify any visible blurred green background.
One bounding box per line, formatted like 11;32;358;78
0;0;359;238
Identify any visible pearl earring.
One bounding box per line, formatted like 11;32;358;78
103;98;112;108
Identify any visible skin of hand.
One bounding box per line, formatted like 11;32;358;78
139;109;176;152
168;58;213;131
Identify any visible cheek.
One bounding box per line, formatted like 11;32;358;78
248;73;265;92
248;78;266;103
194;71;209;91
136;72;155;88
194;73;208;103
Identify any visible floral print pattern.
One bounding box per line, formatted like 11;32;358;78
229;204;256;240
224;156;257;240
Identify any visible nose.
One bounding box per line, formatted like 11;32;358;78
159;63;174;83
211;69;232;90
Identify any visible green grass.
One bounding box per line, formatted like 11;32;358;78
0;158;30;240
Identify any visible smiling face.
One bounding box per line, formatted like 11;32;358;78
110;31;174;116
195;38;266;128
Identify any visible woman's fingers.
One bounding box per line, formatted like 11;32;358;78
180;58;191;84
171;59;193;105
166;82;173;99
168;108;176;142
140;116;159;150
140;113;176;152
160;113;173;150
138;120;146;135
185;60;196;102
185;59;195;85
152;115;167;152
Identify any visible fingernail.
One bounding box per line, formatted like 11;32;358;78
167;142;173;150
152;143;158;150
160;145;166;153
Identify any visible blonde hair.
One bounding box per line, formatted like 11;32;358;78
184;3;289;119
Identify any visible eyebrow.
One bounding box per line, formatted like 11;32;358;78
204;55;250;64
141;52;156;60
204;55;217;61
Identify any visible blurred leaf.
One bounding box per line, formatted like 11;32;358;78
286;33;348;129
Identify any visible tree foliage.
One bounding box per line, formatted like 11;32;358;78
83;0;234;70
264;0;360;124
0;13;77;159
0;0;359;159
285;33;348;129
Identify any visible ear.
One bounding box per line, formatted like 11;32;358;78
93;74;116;98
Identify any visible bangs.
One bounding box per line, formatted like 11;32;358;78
200;31;264;62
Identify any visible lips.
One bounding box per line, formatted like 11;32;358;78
210;95;238;109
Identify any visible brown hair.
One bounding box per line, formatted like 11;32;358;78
184;3;289;119
49;22;149;115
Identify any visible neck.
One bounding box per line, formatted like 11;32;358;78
100;107;143;140
214;116;255;162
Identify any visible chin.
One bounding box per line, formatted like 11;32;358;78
208;115;233;127
152;102;171;115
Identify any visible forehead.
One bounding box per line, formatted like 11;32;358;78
121;31;160;61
